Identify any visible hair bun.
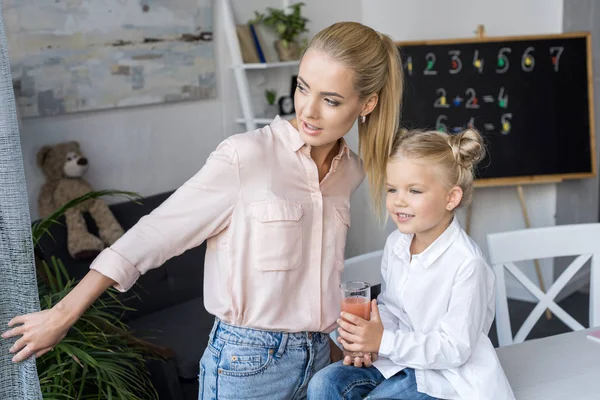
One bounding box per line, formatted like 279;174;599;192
448;128;486;170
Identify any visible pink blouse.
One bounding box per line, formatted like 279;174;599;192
90;116;365;332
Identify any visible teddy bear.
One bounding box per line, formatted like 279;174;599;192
37;141;125;260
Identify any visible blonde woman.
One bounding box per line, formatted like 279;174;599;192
3;22;403;400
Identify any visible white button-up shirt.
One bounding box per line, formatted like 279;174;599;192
373;218;515;400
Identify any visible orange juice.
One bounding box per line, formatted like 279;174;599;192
341;297;370;321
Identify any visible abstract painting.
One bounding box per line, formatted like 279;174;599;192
3;0;216;118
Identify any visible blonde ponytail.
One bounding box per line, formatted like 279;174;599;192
358;35;403;220
306;22;404;220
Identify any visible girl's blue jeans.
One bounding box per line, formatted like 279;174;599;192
307;361;440;400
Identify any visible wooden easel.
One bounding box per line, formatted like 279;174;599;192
466;24;553;320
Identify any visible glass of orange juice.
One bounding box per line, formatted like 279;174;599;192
340;281;371;358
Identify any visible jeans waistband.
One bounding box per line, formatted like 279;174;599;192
208;318;328;358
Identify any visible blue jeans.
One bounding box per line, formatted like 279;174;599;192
198;318;331;399
307;361;439;400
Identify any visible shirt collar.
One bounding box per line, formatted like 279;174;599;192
272;116;351;159
393;217;461;268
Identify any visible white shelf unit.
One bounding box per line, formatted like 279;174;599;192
221;0;299;132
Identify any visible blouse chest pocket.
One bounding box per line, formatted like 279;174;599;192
251;201;303;271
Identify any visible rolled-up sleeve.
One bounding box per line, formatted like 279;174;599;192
90;140;240;291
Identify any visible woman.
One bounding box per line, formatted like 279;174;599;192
3;21;403;399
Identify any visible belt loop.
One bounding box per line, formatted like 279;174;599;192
208;317;219;344
275;332;288;358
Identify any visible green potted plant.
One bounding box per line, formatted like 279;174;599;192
253;2;309;61
265;89;278;117
32;190;163;399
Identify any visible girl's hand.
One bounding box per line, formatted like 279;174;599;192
2;307;71;362
342;352;378;368
337;300;384;354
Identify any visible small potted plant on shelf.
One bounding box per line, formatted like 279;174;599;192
265;89;278;117
253;2;309;61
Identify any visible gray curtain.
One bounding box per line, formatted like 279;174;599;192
0;3;43;399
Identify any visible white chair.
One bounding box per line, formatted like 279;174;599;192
341;249;384;286
487;223;600;346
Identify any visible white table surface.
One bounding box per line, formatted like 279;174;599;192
495;328;600;400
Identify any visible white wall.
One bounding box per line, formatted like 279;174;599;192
18;2;238;221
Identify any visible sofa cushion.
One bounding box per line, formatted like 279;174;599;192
128;297;215;380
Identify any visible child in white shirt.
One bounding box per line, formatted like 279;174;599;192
307;128;515;399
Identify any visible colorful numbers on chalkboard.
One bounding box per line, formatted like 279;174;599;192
434;87;508;110
496;47;511;73
497;86;508;108
434;88;449;108
465;88;480;109
436;114;512;135
436;115;447;132
424;53;437;75
472;50;484;73
550;46;564;72
500;113;512;135
416;45;566;76
449;50;462;74
521;47;535;72
405;56;413;76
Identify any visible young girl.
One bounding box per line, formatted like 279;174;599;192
307;128;515;399
2;22;402;399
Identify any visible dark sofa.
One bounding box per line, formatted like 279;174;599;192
34;191;213;400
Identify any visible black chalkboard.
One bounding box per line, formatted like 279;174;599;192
397;33;596;186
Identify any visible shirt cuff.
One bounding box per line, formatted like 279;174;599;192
89;247;140;292
378;329;397;358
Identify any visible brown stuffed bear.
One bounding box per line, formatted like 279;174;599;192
37;141;125;260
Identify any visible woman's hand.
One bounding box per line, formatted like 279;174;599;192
2;270;116;362
2;306;72;362
337;300;384;354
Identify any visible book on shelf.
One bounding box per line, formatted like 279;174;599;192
236;24;259;63
252;24;279;63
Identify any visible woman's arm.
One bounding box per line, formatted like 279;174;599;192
3;139;242;362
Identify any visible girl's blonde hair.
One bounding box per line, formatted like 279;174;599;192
390;128;486;208
306;22;403;217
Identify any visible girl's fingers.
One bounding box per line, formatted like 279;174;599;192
336;318;359;334
337;327;361;344
338;337;360;353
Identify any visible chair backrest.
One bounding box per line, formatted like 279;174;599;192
341;250;384;287
487;223;600;346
